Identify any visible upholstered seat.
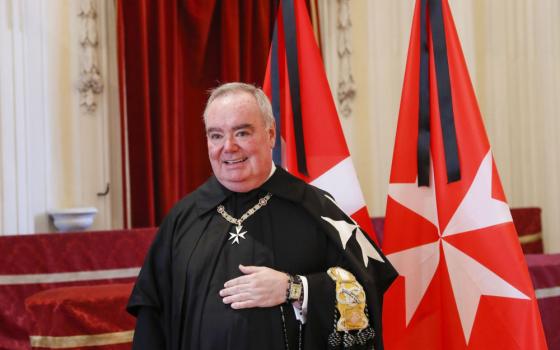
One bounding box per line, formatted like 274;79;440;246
25;283;135;350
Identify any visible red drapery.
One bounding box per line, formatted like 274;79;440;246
117;0;276;227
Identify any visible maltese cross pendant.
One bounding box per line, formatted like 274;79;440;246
228;225;247;244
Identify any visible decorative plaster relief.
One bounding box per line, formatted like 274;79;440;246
77;0;103;113
337;0;355;118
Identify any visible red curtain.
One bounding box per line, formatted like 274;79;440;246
117;0;276;227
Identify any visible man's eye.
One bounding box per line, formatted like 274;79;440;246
209;134;223;140
236;130;250;137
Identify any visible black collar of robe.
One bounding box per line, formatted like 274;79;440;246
193;166;306;217
129;165;397;350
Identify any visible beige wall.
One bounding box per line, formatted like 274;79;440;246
0;0;122;234
321;0;560;253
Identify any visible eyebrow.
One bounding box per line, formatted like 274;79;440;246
232;123;254;131
206;123;254;134
206;127;222;134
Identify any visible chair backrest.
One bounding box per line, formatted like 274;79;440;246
510;207;543;254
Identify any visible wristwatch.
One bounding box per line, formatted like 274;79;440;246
286;274;304;303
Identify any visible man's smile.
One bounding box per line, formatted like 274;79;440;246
223;157;248;165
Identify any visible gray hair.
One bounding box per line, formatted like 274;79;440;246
203;82;275;129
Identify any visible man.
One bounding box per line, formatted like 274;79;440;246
128;82;397;349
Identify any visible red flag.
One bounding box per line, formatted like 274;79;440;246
382;0;547;349
263;0;377;242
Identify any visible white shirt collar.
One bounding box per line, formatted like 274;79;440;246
267;162;276;180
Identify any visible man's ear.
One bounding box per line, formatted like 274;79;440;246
268;124;276;148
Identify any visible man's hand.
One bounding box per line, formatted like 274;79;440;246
220;264;289;309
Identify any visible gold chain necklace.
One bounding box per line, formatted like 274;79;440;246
217;193;272;244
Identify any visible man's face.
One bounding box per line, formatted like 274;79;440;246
205;92;275;192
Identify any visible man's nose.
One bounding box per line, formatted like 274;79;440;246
223;135;238;151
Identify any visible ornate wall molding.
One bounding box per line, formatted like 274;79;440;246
336;0;355;118
77;0;103;113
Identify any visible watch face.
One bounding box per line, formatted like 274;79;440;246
290;283;302;300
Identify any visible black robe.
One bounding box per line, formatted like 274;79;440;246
128;167;397;350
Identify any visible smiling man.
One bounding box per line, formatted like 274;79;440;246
127;82;397;350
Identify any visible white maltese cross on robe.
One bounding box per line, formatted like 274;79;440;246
321;195;384;267
228;225;247;244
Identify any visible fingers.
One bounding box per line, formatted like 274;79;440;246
219;285;257;309
223;265;261;288
220;289;268;309
220;282;250;297
238;264;261;274
231;300;256;309
222;292;252;305
223;274;250;288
